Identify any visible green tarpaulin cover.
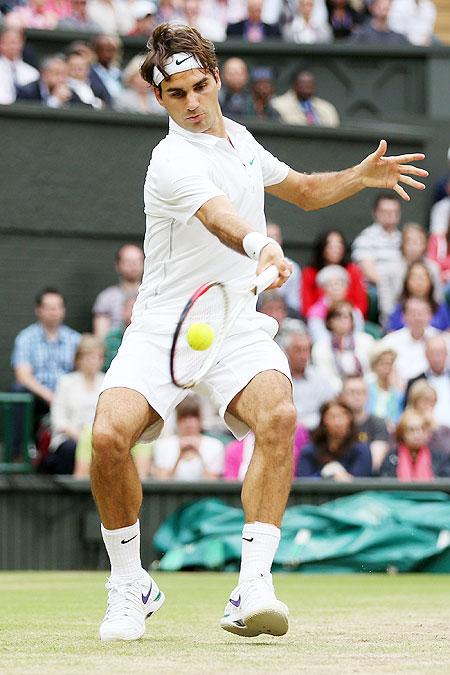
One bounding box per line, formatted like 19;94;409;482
153;491;450;573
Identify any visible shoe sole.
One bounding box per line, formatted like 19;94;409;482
100;590;166;642
221;606;289;638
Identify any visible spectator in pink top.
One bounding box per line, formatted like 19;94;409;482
7;0;59;30
224;425;308;480
427;216;450;296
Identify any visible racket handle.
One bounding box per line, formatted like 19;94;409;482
254;264;279;294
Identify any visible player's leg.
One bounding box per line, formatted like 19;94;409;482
221;370;296;637
91;387;165;642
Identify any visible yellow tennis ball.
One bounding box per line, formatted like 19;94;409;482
186;322;215;351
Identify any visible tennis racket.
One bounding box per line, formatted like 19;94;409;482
170;264;279;388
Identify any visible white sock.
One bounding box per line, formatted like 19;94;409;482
238;521;280;584
101;520;143;581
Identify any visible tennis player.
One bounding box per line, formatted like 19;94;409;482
92;23;427;641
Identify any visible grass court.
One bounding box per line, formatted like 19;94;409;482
0;572;449;674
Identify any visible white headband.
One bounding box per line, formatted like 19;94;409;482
152;52;204;86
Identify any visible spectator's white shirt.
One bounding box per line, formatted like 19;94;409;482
0;55;39;104
430;197;450;235
351;223;402;266
427;371;450;427
134;116;289;326
380;326;438;384
389;0;436;46
50;371;105;449
284;15;332;44
152;434;224;480
87;0;134;34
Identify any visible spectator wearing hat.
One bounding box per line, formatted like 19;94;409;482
306;264;364;343
114;54;165;114
284;0;332;43
128;0;157;36
247;66;281;121
58;0;102;31
272;69;339;127
226;0;282;42
366;345;403;431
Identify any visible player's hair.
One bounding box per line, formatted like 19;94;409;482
35;287;65;307
373;191;400;210
140;23;218;88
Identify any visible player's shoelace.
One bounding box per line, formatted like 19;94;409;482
241;576;275;607
104;579;144;621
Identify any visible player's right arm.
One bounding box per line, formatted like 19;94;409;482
195;195;291;286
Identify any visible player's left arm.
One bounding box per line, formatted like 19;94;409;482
266;140;428;210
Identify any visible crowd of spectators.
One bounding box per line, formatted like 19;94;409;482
0;0;443;124
7;182;450;482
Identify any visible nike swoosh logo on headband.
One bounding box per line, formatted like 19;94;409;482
175;56;192;65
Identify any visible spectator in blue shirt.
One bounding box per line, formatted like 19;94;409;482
11;287;81;415
297;400;372;480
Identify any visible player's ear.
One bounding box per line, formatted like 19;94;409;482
213;67;221;90
153;84;165;107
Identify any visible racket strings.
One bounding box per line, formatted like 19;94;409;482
172;283;228;387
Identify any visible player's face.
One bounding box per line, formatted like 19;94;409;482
156;69;222;136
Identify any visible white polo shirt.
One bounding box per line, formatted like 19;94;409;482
133;116;289;326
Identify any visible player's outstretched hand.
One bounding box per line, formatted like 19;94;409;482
358;139;428;201
257;242;292;289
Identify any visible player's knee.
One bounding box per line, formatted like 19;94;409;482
92;421;129;464
257;400;297;440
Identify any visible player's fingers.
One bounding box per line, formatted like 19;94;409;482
399;175;427;190
386;153;425;163
398;165;429;177
374;139;387;158
393;183;410;201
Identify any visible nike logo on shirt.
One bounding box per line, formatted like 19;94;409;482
121;534;138;544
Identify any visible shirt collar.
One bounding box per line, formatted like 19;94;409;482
168;115;247;147
37;322;63;343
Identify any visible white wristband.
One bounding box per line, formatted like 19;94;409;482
243;232;277;260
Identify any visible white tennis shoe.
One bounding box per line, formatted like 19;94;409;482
99;570;165;641
220;574;289;638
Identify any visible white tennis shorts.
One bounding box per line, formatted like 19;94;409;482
100;312;291;440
